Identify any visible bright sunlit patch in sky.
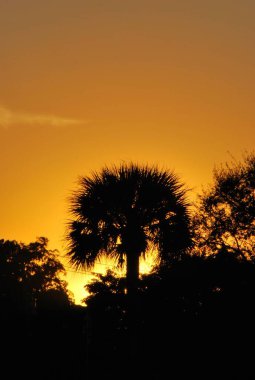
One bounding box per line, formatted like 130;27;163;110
65;251;158;305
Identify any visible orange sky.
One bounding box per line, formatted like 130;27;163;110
1;0;254;304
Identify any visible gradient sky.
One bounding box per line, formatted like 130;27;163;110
1;0;254;303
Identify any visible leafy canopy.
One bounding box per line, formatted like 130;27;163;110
193;153;255;259
0;237;73;312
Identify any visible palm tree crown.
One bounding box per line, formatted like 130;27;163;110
66;163;191;293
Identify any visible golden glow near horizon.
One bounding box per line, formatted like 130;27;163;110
1;1;255;304
65;252;158;305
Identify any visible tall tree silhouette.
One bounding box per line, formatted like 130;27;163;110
66;163;191;295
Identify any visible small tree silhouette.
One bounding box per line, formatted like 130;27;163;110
0;237;72;314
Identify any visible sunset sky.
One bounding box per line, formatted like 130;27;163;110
1;0;254;303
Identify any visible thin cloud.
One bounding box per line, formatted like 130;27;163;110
0;106;85;128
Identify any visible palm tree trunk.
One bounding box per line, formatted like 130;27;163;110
126;252;140;371
126;253;139;296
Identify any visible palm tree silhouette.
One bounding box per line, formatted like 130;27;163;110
66;163;191;296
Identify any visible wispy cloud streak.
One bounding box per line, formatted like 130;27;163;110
0;106;85;128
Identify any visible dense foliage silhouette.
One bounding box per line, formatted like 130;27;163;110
193;153;255;259
84;250;255;378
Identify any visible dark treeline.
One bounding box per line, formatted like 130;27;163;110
0;237;86;378
1;153;254;379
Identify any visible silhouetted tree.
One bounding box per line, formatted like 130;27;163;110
0;237;73;314
193;153;255;259
66;163;191;296
36;288;73;312
66;163;192;378
85;270;126;302
84;270;127;364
